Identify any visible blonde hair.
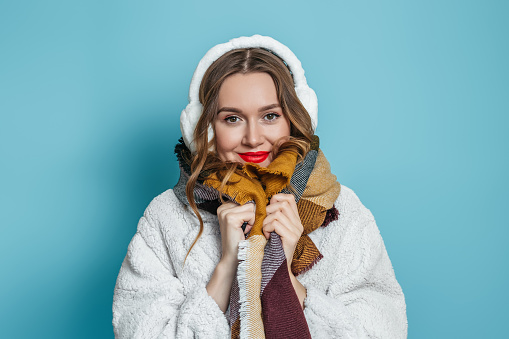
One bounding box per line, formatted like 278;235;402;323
184;48;314;259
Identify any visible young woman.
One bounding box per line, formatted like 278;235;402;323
113;35;407;338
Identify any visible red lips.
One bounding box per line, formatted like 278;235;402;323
238;151;270;163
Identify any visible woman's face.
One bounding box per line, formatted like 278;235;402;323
214;72;291;168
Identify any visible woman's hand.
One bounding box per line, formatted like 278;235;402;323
207;201;255;312
262;193;304;270
216;201;255;264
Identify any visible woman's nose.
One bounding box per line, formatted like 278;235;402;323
243;123;264;147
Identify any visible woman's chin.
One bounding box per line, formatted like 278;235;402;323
258;159;272;168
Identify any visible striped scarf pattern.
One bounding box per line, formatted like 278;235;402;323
173;136;341;338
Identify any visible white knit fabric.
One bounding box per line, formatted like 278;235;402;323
180;34;319;153
112;185;408;338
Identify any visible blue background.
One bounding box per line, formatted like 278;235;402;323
1;0;507;338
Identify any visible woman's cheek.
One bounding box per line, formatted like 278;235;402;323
215;130;242;162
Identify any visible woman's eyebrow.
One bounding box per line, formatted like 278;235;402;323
217;103;280;114
217;106;242;114
258;103;280;112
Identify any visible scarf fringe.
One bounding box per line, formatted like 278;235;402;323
293;253;324;277
237;239;250;338
321;205;340;228
236;236;267;338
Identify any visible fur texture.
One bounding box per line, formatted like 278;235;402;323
112;185;408;338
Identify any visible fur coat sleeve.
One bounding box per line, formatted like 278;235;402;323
112;185;407;338
112;194;230;338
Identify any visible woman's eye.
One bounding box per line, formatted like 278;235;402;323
224;116;240;123
264;113;280;121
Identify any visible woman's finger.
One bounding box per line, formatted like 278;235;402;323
268;194;299;222
222;209;255;227
266;195;303;234
263;211;300;238
218;201;254;218
218;202;255;233
217;201;239;215
266;201;301;228
269;194;299;216
263;209;296;233
262;218;278;239
240;202;256;233
262;218;300;244
216;201;256;261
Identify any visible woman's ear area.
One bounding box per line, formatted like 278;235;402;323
181;102;204;154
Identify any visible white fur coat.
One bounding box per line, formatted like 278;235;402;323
112;185;408;338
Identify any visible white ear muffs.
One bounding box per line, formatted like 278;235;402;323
180;34;318;154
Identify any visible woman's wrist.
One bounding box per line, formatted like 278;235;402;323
206;258;238;313
288;268;307;309
220;253;239;267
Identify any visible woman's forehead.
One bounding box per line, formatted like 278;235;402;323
218;72;279;109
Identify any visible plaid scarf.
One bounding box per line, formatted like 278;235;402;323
173;136;341;339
